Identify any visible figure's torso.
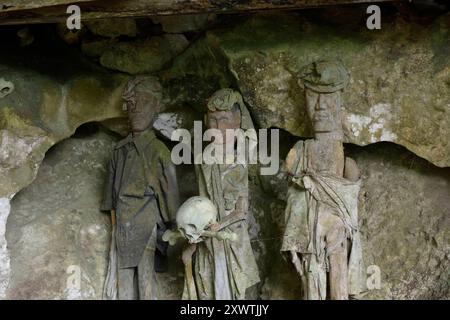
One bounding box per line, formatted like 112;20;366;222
218;163;248;214
308;139;345;177
112;132;162;268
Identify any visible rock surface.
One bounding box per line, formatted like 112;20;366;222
152;14;211;33
84;18;137;38
99;34;189;74
164;12;450;167
5;129;116;299
0;43;129;198
348;143;450;299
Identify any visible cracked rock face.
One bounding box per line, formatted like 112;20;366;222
4;130;116;299
349;144;450;299
177;13;450;167
0;44;129;198
99;35;189;75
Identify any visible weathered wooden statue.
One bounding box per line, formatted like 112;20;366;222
282;60;365;300
101;76;180;300
182;88;260;300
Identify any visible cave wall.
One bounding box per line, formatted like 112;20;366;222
0;6;449;299
5;130;449;299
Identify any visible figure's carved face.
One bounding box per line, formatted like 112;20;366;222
124;91;160;133
306;90;341;135
206;108;241;145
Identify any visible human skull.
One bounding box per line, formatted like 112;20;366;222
176;196;217;244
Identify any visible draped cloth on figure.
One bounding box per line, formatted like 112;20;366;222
183;162;259;300
182;91;259;300
281;140;365;298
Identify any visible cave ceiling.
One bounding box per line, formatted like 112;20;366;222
0;0;400;25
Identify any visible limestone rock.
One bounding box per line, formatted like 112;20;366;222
0;45;129;198
153;108;200;140
5;130;116;299
158;11;450;171
84;18;137;38
100;117;129;137
0;0;95;12
56;23;86;45
152;14;211;33
81;39;115;58
100;34;189;74
348;143;450;299
201;13;450;167
160;35;234;110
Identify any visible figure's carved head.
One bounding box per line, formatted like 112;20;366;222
299;60;349;137
176;196;217;244
205;88;242;145
305;90;343;135
122;76;163;134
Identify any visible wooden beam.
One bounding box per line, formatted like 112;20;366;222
0;0;96;12
0;0;402;26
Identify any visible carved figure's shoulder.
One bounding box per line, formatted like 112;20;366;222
148;138;171;162
114;136;131;150
286;140;307;173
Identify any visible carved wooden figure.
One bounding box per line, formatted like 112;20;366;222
183;88;260;300
282;61;365;300
101;76;180;300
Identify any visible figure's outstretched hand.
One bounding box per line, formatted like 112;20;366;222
208;222;220;232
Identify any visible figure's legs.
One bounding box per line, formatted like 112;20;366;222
304;253;327;300
117;267;138;300
290;252;326;300
182;243;198;300
289;251;309;299
318;205;348;300
191;242;215;300
137;227;158;300
212;239;232;300
325;216;348;300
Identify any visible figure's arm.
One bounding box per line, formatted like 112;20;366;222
285;141;306;187
285;146;299;177
165;161;181;222
344;157;361;182
210;195;248;231
101;156;117;228
159;154;181;224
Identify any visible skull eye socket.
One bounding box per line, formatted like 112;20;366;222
187;223;198;232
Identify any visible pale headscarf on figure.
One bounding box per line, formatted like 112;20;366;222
205;88;257;165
